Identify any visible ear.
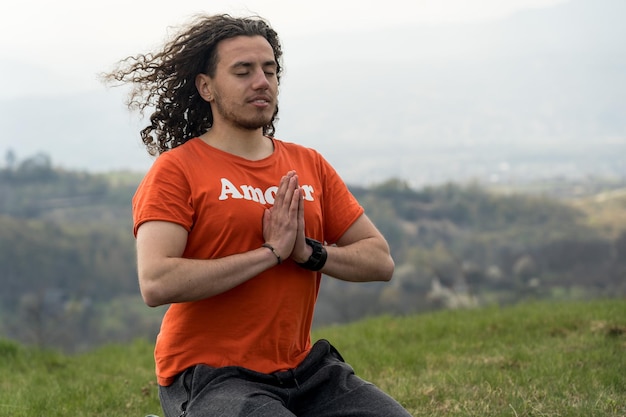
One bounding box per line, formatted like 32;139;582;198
195;73;213;102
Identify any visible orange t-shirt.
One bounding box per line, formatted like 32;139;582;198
132;137;364;386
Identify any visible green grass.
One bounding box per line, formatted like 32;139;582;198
0;339;159;416
317;299;626;416
1;299;624;416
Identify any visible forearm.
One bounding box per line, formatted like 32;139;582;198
320;237;394;282
136;173;301;307
139;246;279;307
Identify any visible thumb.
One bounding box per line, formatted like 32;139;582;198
263;208;271;224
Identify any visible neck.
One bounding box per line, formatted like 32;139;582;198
199;125;273;160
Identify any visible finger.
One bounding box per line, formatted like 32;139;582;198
291;186;302;211
274;172;296;207
297;186;305;223
296;187;306;240
272;174;289;207
278;174;299;211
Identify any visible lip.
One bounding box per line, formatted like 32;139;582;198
248;95;272;106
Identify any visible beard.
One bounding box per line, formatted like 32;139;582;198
211;93;277;131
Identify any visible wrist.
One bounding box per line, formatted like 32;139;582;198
261;243;282;265
293;244;313;264
296;238;327;271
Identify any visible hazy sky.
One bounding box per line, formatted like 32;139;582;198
1;0;568;99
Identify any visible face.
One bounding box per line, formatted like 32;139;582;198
197;35;279;132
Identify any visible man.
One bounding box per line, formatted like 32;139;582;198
105;14;411;417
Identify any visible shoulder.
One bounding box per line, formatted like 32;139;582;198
272;137;325;161
139;139;206;189
271;137;349;191
149;138;205;172
163;138;203;160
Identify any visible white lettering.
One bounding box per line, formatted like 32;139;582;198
301;184;315;201
265;186;278;205
219;178;244;200
240;185;266;204
218;177;315;205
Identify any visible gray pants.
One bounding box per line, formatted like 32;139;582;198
159;339;412;417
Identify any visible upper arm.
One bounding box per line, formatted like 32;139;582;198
136;221;189;269
335;214;387;248
328;214;394;282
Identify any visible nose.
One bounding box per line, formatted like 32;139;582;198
251;68;271;90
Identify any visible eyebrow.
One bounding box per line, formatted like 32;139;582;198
231;60;277;70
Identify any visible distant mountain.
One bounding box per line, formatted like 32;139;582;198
1;0;624;186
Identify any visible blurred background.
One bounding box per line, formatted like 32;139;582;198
0;0;624;352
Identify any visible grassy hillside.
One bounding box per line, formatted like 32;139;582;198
3;164;626;351
571;187;626;238
0;300;624;417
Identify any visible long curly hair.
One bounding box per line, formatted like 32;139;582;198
102;14;283;156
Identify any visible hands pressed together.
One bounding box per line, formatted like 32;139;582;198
136;169;392;307
262;170;312;265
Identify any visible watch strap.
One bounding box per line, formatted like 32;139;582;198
296;238;327;271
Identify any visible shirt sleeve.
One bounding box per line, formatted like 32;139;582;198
318;154;364;244
132;152;195;236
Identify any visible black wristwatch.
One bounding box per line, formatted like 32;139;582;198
296;238;328;271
